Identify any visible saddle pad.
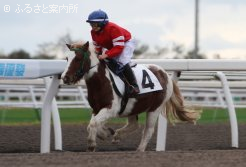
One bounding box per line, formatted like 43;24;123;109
109;64;163;96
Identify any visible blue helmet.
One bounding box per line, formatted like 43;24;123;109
86;10;109;26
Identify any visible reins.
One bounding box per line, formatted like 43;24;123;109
72;47;129;115
75;49;98;78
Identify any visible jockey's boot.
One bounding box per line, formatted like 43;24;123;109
122;63;140;96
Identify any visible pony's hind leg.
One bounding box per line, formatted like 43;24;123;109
97;125;115;140
137;108;161;152
112;115;139;144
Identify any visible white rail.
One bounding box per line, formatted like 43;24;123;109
134;59;246;71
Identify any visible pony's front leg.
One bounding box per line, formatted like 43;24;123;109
87;114;97;151
87;114;114;141
87;108;115;152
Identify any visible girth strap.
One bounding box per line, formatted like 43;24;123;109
109;73;129;115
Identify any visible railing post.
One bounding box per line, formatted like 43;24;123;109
156;71;181;151
29;86;38;108
41;75;61;153
156;113;167;151
215;72;238;148
44;77;63;151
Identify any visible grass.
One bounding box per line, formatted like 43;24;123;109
198;108;246;123
1;107;246;125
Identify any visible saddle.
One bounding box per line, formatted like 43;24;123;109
106;62;163;114
107;63;163;97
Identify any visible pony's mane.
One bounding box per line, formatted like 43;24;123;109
87;42;99;64
72;41;98;62
88;42;95;53
69;41;96;55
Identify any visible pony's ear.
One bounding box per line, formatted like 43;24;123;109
84;41;89;50
66;44;71;49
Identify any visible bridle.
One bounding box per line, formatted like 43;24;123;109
73;49;98;79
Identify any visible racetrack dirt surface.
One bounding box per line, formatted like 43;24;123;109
1;123;246;167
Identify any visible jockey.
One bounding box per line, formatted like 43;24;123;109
86;9;140;96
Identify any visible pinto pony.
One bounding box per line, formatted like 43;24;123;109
61;41;200;152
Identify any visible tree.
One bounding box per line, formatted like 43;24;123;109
133;40;149;58
8;49;30;59
172;43;185;59
34;32;74;59
184;49;206;59
156;42;207;59
0;51;7;59
33;54;56;59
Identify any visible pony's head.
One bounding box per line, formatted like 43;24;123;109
62;41;91;85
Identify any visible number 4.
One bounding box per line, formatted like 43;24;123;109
141;70;154;89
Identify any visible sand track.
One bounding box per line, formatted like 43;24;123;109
1;123;246;167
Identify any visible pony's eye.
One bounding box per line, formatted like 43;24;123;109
65;57;68;62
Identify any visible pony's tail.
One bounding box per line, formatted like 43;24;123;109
162;81;201;124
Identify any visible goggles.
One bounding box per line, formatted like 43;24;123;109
89;22;100;27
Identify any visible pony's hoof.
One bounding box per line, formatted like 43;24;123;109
112;138;120;144
97;134;106;141
87;146;96;152
108;127;115;135
136;147;145;152
112;133;121;144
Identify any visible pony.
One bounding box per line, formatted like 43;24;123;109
61;41;200;152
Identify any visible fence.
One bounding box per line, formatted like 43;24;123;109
1;59;246;153
2;79;246;109
0;79;89;109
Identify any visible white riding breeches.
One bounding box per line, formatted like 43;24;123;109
103;38;136;68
